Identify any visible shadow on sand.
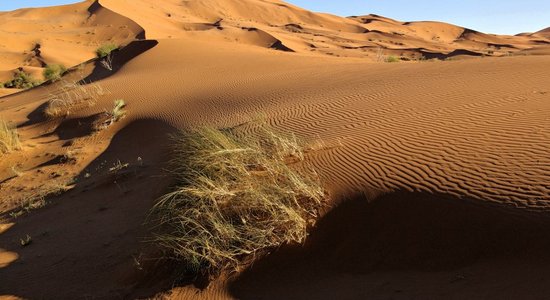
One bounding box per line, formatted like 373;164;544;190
0;119;181;299
230;191;550;299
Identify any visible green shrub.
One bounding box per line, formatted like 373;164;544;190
150;124;327;278
3;70;40;89
96;43;118;58
385;55;400;63
43;64;67;82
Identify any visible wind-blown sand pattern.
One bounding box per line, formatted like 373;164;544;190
1;0;550;299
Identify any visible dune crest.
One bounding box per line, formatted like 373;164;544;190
0;0;143;95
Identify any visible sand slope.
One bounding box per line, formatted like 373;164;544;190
0;0;143;95
100;1;550;60
533;27;550;38
1;0;550;299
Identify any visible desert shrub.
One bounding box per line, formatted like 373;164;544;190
0;119;21;155
385;55;400;63
3;70;40;89
110;99;126;122
44;79;108;118
150;123;327;278
43;64;67;82
96;43;118;58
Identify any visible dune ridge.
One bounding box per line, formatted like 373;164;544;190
2;0;550;92
0;0;143;95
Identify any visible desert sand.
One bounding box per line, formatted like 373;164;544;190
1;0;550;299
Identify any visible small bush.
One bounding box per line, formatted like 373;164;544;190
96;44;118;58
150;123;327;278
43;64;67;82
385;55;400;63
110;99;126;122
0;119;21;155
3;70;40;89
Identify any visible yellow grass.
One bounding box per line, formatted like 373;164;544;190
150;123;327;278
0;119;21;155
44;79;109;118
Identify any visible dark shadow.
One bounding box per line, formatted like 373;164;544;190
35;154;71;169
20;101;49;127
30;113;103;143
270;40;295;52
420;48;484;60
87;0;101;15
0;119;182;299
487;43;518;50
81;40;158;84
457;28;482;40
230;191;550;299
52;113;102;140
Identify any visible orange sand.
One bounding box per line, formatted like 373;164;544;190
1;0;550;299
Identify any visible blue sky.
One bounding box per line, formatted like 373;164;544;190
288;0;550;34
1;0;549;34
0;0;79;11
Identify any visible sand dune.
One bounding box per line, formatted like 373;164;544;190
533;27;550;38
1;0;550;299
0;0;142;95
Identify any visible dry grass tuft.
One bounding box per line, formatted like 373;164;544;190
110;99;126;122
150;123;327;278
0;119;21;155
7;180;72;218
44;79;109;118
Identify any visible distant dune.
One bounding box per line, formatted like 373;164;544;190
533;26;550;38
1;0;549;93
1;0;550;299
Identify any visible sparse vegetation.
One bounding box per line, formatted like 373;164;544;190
43;64;67;82
44;79;109;118
150;123;327;278
8;180;72;218
20;235;32;247
385;55;400;63
100;54;114;71
110;99;126;122
0;119;21;155
3;69;41;89
96;43;118;58
109;159;129;173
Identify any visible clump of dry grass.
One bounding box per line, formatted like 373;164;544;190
109;99;126;122
7;180;72;218
150;123;327;278
44;79;109;118
0;119;21;155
